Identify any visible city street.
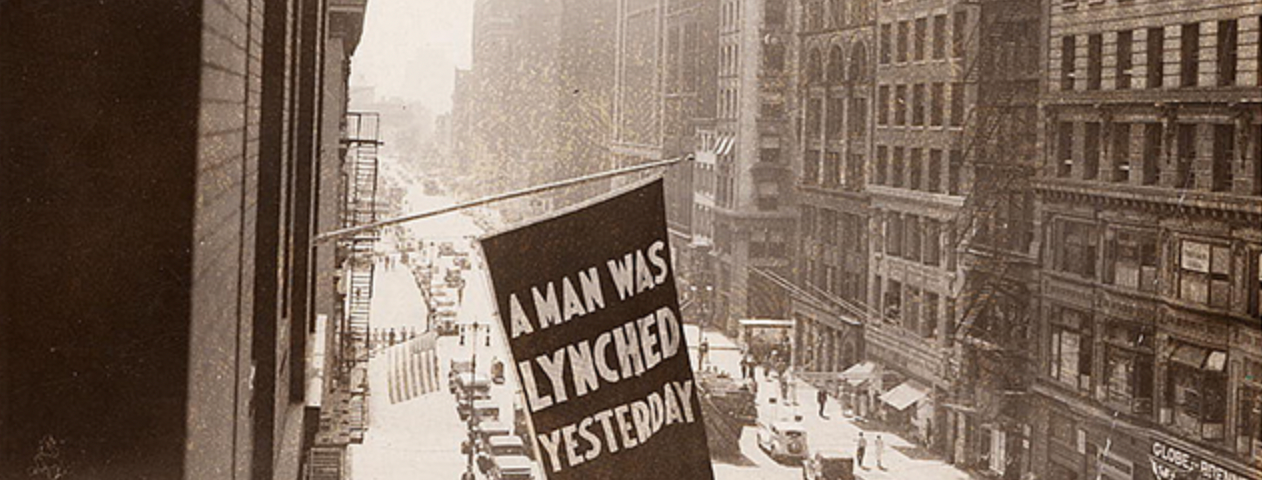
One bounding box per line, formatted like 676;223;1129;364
343;162;978;480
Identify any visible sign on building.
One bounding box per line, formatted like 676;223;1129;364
480;179;714;479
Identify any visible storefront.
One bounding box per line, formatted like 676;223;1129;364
879;378;933;444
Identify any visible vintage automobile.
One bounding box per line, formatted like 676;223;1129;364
451;373;492;401
461;421;513;455
457;398;501;422
488;454;534;480
477;435;529;473
801;451;854;480
756;420;809;462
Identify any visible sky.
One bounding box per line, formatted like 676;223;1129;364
350;0;474;113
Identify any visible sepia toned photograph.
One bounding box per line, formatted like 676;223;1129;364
1;0;1260;479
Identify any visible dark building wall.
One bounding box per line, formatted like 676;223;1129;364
0;1;202;478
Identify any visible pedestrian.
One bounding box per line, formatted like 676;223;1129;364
856;432;868;469
875;434;886;470
739;353;750;379
817;386;828;418
388;328;397;346
778;371;789;402
699;339;710;367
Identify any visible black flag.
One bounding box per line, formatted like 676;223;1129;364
480;179;713;479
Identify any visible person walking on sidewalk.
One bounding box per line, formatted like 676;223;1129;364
856;432;867;470
874;434;886;470
817;386;828;418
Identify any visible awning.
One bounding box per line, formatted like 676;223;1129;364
839;361;878;386
1170;344;1209;369
880;380;931;411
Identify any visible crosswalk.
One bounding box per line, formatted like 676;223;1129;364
386;332;442;404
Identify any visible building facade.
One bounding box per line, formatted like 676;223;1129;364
0;0;368;478
791;0;877;386
1031;1;1262;480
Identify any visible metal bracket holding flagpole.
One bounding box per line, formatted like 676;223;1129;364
313;155;692;243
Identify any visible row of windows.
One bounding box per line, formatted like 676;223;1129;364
1050;219;1262;315
1054;120;1262;195
876;276;952;342
1058;18;1258;92
802;0;874;32
800;206;866;253
802;149;866;191
878;11;967;65
874;145;964;196
876;82;965;128
803;96;868;141
880;211;947;269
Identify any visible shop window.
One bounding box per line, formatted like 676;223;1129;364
1106;229;1158;293
1049;306;1093;393
1147;27;1165;88
1237;359;1262;463
1103;321;1154;415
1056;220;1098;279
1165;341;1227;441
1178;240;1232;309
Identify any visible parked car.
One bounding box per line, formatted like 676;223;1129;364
458;398;500;422
461;421;512;455
451;373;492;400
756;420;809;462
488;454;534;480
802;451;854;480
477;435;529;473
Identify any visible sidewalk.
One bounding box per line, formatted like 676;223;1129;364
687;326;974;480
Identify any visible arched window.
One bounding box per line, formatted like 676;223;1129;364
849;41;871;85
828;45;846;84
807;48;824;84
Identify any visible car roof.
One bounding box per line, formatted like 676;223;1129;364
494;455;534;470
478;421;510;433
773;421;807;432
816;451;848;460
488;435;524;447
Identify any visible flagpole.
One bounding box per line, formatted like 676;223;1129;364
315;155;692;243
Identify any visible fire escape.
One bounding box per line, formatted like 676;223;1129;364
338;111;381;447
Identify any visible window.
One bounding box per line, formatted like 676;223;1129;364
923;291;939;338
765;43;785;72
912;83;925;126
898;21;909;63
807;98;822;139
930;83;944;126
904;286;922;332
886;214;903;257
914;17;926;61
1165;340;1228;441
804;150;821;185
1087;34;1103;90
1178;240;1232;308
1142;123;1162;185
1112;123;1131;182
1181;23;1199;88
1103;321;1154;415
1177;123;1196;188
1049;306;1093;393
932;14;946;59
924;219;941;266
952;11;966;58
905;215;922;263
892;147;905;188
827;97;844;138
1147;27;1165;88
760;147;781;164
1212;124;1234;192
1061;35;1076;91
1255;252;1262;316
910;148;923;191
895;85;907;126
765;0;785;26
1057;220;1097;279
1058;122;1074;177
884;279;902;323
1116;30;1133;90
824;151;841;187
1084;122;1101;180
1237;377;1262;463
1106;229;1158;292
949;83;964;126
880;23;892;64
876;146;889;185
929;149;943;193
878;85;890;125
948;149;963;195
